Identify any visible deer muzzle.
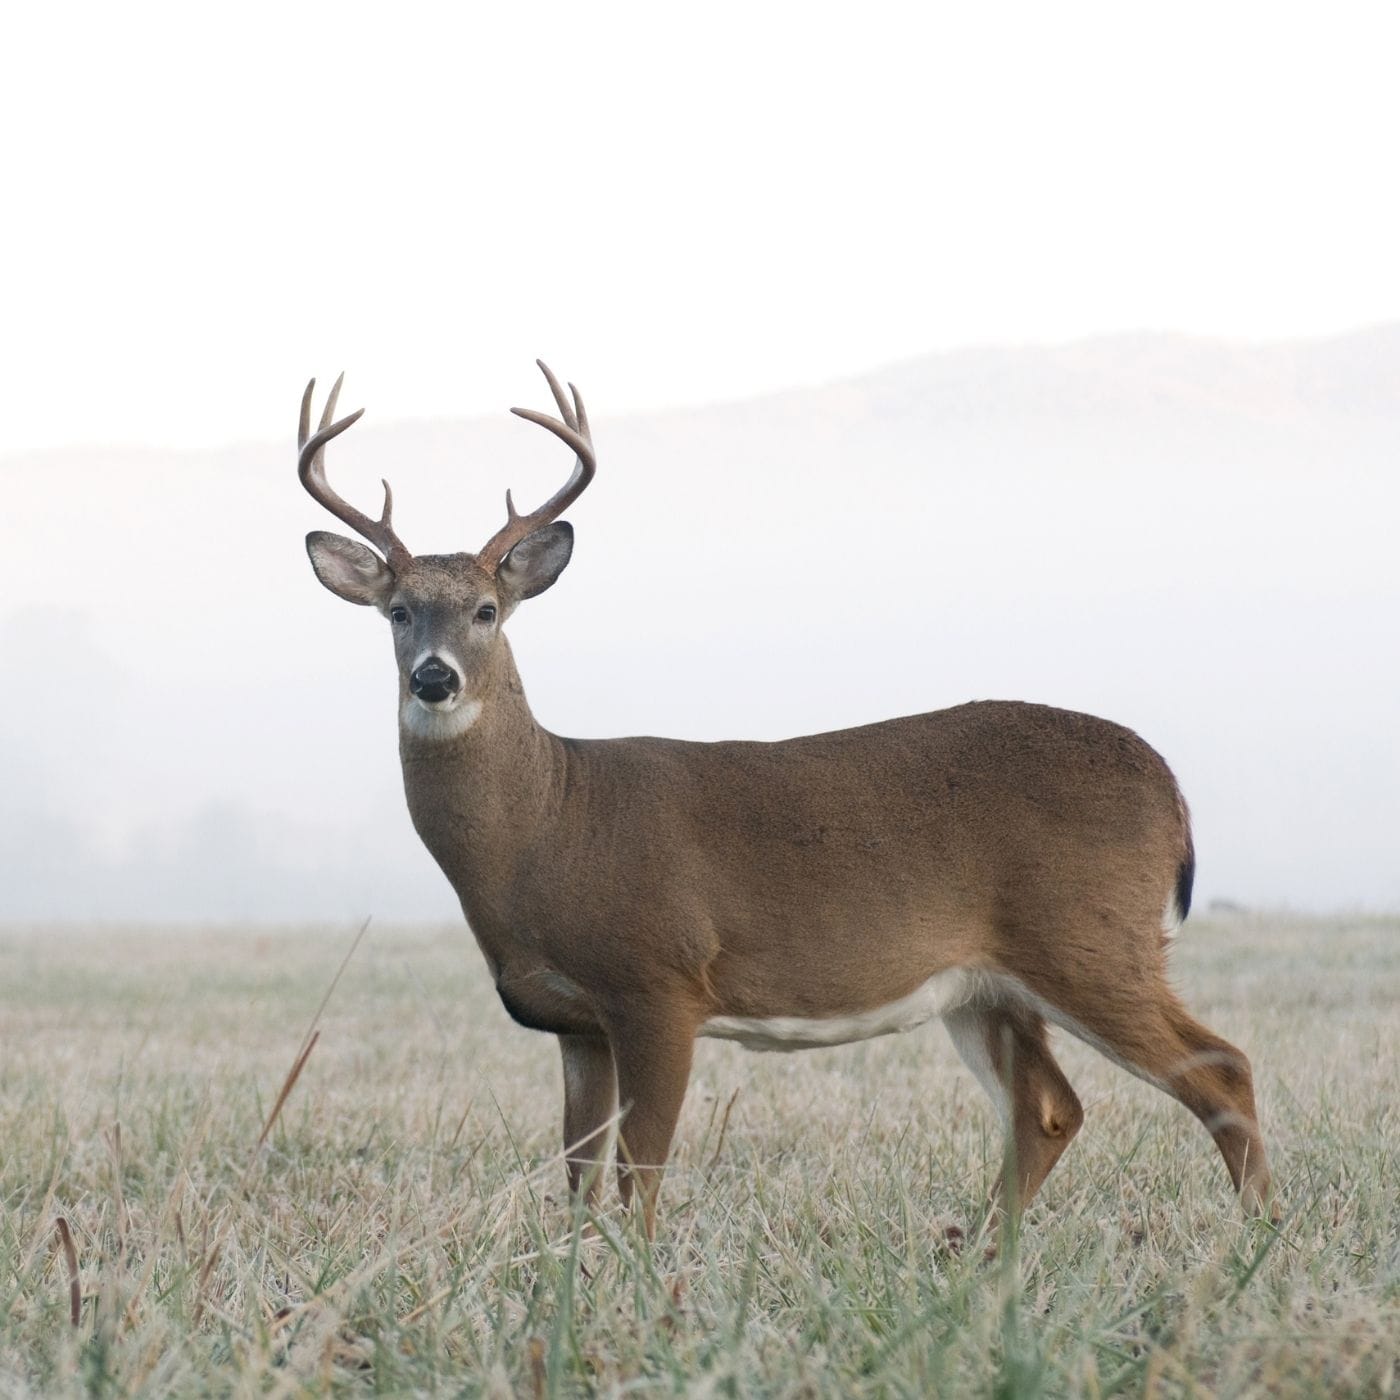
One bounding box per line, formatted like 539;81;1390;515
409;657;461;706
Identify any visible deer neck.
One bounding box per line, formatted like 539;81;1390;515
397;638;566;943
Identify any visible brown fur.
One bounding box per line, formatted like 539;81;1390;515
300;372;1275;1238
395;635;1273;1233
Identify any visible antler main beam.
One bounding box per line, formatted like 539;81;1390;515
298;375;412;567
477;360;596;573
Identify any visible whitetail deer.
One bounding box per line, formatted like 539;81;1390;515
298;362;1276;1238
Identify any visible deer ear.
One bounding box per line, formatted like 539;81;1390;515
306;531;395;608
497;522;574;604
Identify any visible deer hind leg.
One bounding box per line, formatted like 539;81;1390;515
944;1002;1084;1229
559;1034;618;1205
1040;983;1276;1220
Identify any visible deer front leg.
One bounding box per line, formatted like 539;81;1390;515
559;1033;617;1205
609;1011;697;1238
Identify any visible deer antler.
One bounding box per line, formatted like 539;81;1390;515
298;375;412;567
477;360;596;572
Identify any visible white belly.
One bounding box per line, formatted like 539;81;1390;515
699;968;976;1053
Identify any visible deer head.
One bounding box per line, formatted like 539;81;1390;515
300;361;596;740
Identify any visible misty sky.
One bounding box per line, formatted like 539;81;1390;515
2;4;1398;921
2;3;1399;453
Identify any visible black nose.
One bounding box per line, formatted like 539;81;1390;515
410;658;460;704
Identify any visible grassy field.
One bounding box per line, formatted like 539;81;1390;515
0;916;1395;1397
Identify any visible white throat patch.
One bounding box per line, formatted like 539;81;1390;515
399;696;483;742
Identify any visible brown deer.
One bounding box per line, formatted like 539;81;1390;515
297;362;1276;1239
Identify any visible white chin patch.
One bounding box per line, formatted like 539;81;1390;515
400;696;483;742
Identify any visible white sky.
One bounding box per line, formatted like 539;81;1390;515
3;0;1399;454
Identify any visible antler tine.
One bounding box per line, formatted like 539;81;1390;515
318;372;343;438
571;382;589;439
298;373;347;468
298;378;315;451
476;362;597;573
508;405;594;462
296;376;412;567
536;358;577;429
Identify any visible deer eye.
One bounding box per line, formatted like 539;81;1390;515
475;603;497;624
389;606;410;625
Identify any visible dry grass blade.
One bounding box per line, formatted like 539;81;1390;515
107;1121;129;1258
257;1029;320;1151
707;1086;741;1171
188;1224;227;1322
526;1336;547;1400
54;1217;80;1328
397;1285;454;1328
447;1098;474;1150
193;1030;322;1323
294;916;372;1066
19;1142;73;1280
